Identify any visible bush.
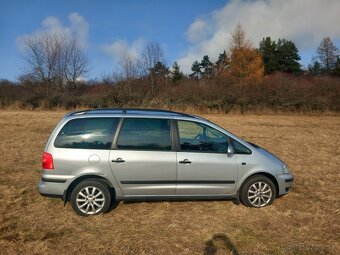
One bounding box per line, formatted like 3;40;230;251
0;73;339;113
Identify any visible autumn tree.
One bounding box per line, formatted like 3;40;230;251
230;23;251;49
229;23;264;84
169;61;184;85
316;37;339;73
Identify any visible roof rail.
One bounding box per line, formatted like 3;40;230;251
69;108;194;117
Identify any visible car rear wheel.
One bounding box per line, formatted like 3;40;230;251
71;180;111;216
240;175;276;208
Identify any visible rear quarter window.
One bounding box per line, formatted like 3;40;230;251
54;117;119;149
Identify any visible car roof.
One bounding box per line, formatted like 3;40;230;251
67;108;200;119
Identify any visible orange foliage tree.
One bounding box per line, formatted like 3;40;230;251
229;24;264;84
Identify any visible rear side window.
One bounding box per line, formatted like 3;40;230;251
116;118;171;151
54;118;119;149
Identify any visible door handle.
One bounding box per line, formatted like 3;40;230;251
112;158;125;163
179;159;191;164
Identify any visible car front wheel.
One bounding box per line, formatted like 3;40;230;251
71;180;111;216
240;175;276;208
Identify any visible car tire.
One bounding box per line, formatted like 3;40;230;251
71;180;111;216
240;175;276;208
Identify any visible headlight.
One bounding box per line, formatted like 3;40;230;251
282;164;290;174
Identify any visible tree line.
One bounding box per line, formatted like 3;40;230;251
0;23;339;112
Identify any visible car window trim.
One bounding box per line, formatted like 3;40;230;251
111;117;123;150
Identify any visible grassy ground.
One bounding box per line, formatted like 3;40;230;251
0;110;339;255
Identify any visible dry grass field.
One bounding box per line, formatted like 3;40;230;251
0;110;339;255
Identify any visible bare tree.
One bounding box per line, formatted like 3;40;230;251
113;52;142;92
63;38;88;82
140;42;164;93
22;32;88;86
24;33;60;85
317;37;339;73
120;52;142;81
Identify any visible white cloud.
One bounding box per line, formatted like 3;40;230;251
178;0;340;72
186;19;210;44
41;16;62;30
68;12;89;48
17;12;89;49
102;38;145;64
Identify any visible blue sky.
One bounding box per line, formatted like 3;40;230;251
1;0;339;81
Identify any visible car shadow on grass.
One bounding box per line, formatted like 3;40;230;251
204;234;239;255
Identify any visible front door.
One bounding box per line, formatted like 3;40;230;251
175;120;238;195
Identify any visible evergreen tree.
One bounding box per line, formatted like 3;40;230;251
276;39;301;73
150;61;169;78
216;51;226;65
308;60;322;76
190;60;202;80
200;55;213;78
259;37;280;74
169;61;184;85
215;50;230;77
317;37;338;73
259;37;301;74
332;57;340;76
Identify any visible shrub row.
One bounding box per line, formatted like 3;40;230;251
1;73;339;113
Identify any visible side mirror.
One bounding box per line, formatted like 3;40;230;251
227;144;235;157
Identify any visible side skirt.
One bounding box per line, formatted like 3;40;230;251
116;194;237;202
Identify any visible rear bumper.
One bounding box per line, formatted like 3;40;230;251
277;173;293;196
38;174;74;197
38;179;67;197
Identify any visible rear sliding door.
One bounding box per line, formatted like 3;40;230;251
109;118;177;196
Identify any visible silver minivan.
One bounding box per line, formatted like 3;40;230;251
39;109;293;216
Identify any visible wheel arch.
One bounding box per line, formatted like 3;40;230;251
238;172;279;198
64;175;115;204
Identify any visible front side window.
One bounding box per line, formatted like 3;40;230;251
177;120;228;153
116;118;171;151
54;118;119;149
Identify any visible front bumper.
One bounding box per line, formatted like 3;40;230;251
276;173;293;196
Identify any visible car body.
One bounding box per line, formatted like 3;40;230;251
38;108;293;216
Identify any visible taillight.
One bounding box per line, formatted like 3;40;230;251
42;152;54;170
